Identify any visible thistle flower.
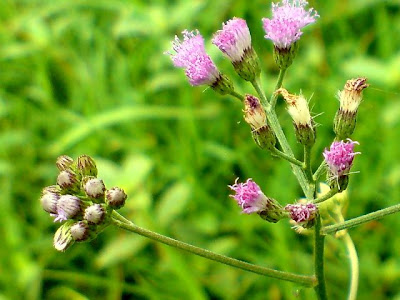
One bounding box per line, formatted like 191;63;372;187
275;88;315;146
84;178;106;199
285;202;317;228
56;155;74;171
168;30;219;85
53;220;74;252
51;195;82;222
229;178;284;222
323;139;360;178
213;18;260;81
40;185;60;214
57;169;79;191
262;0;319;69
334;78;369;140
262;0;319;49
70;221;91;242
84;204;106;225
106;187;127;209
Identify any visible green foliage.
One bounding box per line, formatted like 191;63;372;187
1;0;400;299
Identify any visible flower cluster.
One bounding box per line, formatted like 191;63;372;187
40;155;127;251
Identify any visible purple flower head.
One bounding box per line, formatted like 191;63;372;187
323;139;360;177
285;203;317;224
212;18;252;63
262;0;319;49
167;30;220;86
51;195;82;223
229;178;268;214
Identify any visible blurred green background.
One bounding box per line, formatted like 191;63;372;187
1;0;400;299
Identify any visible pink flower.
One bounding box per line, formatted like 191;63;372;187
167;30;220;86
212;18;252;63
285;203;317;224
262;0;319;49
229;178;269;214
323;139;360;177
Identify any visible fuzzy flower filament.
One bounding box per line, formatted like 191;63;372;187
285;203;317;228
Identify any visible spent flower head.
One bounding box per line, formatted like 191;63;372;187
262;0;319;49
323;139;360;178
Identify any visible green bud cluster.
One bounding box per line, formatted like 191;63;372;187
40;155;128;252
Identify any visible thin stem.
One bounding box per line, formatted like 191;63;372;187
304;145;314;183
312;187;338;204
322;203;400;235
313;161;327;182
314;216;328;300
271;148;303;167
341;233;359;300
229;90;244;101
269;68;287;108
251;77;269;107
111;212;316;287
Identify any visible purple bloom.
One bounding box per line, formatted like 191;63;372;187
262;0;319;49
323;139;360;177
51;195;82;222
212;18;252;63
285;203;317;224
168;30;220;86
229;178;268;214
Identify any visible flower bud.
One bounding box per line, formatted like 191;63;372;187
83;177;106;199
276;88;315;146
84;204;106;225
52;195;82;222
53;220;75;252
285;203;318;229
334;78;368;140
56;155;74;171
77;155;98;177
40;185;61;214
70;221;91;242
229;178;285;223
57;169;79;191
106;187;127;209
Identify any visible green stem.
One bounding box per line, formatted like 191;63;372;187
304;145;314;183
111;212;316;287
271;148;303;167
341;233;359;300
251;79;312;199
313;161;327;182
251;77;269;107
312;187;338;204
229;90;244;101
322;203;400;235
269;68;287;108
314;216;328;300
